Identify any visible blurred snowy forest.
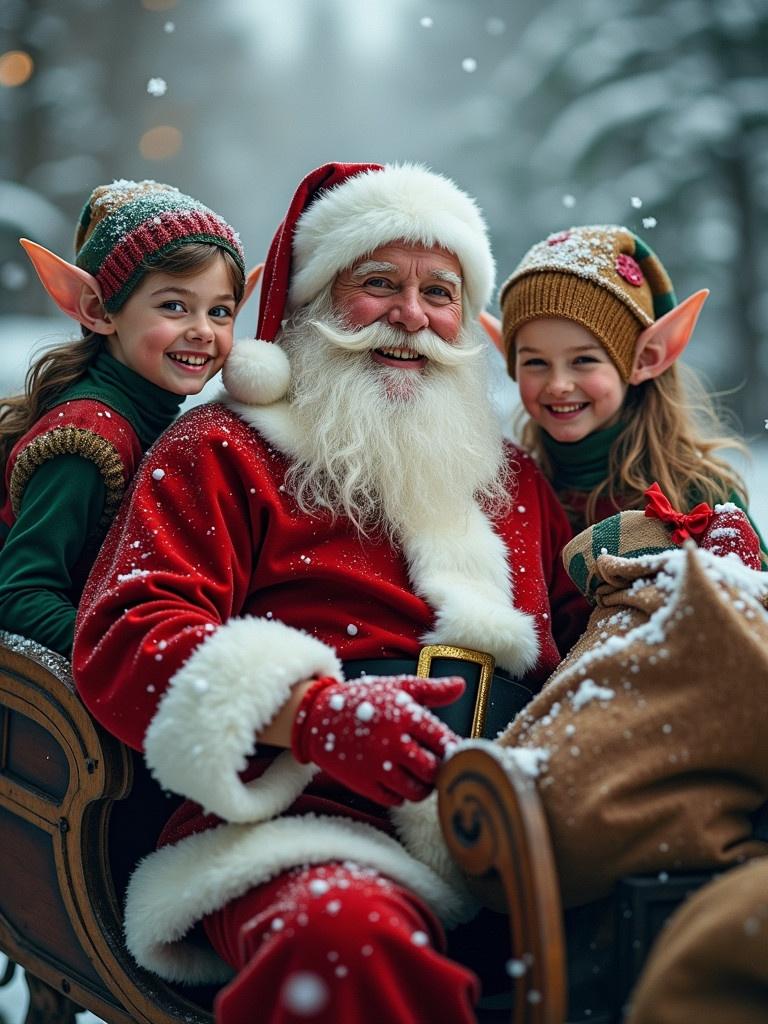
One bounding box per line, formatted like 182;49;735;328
0;5;767;1021
1;0;767;467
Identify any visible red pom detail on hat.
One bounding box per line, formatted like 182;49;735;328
616;253;644;286
547;231;571;246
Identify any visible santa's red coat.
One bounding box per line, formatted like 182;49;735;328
73;397;587;984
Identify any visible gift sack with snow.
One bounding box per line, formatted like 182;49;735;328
497;509;768;909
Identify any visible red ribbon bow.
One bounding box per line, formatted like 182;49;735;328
643;482;714;544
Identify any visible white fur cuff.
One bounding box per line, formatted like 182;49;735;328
144;616;342;821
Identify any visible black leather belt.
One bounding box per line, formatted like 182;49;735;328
343;643;533;741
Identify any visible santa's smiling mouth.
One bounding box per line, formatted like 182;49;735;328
371;347;427;369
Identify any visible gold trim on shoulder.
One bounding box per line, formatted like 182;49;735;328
10;426;127;528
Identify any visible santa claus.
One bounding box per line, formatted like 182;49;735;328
73;162;588;1023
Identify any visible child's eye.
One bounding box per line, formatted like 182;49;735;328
210;305;233;319
573;355;600;365
520;357;547;368
162;300;186;313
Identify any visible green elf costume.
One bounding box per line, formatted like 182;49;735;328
0;180;245;655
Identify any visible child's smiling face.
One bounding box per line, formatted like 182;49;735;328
105;252;236;395
515;318;628;443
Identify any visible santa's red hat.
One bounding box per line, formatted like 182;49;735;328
223;161;496;406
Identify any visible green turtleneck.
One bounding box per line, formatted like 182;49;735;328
0;349;184;655
57;349;184;448
542;421;623;492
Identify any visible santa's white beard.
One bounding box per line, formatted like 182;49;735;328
279;292;509;538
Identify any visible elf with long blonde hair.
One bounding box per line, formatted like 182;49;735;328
0;179;255;655
499;225;765;563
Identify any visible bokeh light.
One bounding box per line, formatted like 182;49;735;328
0;51;34;87
139;125;182;160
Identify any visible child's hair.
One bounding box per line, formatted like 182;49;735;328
516;361;748;524
0;242;244;470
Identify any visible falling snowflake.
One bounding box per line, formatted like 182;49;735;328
0;261;28;290
642;216;657;229
486;17;506;35
147;77;168;97
164;21;175;33
461;57;478;73
630;196;643;208
562;194;576;208
281;972;329;1016
152;468;166;480
419;16;434;28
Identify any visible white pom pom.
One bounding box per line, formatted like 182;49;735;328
222;338;290;405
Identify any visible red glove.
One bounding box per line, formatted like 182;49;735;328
291;675;464;806
699;505;762;569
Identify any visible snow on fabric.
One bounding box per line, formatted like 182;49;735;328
498;524;768;908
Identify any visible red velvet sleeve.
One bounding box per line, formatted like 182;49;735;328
73;406;259;750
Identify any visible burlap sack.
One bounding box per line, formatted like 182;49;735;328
498;510;768;908
627;857;768;1024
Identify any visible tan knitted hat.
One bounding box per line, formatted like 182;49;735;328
499;225;676;381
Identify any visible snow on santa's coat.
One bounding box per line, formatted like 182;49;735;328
72;398;587;984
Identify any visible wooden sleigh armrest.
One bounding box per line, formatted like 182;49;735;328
0;636;213;1024
437;740;567;1024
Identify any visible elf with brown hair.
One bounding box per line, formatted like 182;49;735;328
0;179;255;656
499;225;765;562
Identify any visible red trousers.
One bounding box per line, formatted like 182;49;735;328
203;862;480;1024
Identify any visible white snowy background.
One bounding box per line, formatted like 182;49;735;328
0;0;767;1021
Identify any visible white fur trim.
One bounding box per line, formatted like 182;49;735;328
125;813;477;983
144;617;342;821
289;163;494;319
217;397;539;676
390;793;478;910
401;504;540;677
222;337;291;405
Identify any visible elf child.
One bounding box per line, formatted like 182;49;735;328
0;179;255;656
498;225;765;563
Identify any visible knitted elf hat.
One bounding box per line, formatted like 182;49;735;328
222;161;495;406
75;179;245;312
499;225;676;382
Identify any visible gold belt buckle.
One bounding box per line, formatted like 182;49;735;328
416;643;496;739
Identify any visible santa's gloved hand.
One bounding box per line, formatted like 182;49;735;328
699;504;762;570
291;675;464;806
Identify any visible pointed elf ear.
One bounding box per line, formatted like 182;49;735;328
19;238;116;335
629;290;709;385
478;310;504;354
237;262;264;311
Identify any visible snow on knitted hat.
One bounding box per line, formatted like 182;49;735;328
75;179;245;312
223;161;496;406
499;225;676;382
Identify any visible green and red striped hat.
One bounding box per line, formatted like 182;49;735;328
75;179;245;312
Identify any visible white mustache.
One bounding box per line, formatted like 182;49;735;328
308;317;484;367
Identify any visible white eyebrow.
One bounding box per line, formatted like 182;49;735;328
351;260;399;279
432;268;462;288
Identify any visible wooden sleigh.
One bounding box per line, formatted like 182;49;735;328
0;637;731;1024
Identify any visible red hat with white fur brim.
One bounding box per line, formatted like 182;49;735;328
223;161;495;407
